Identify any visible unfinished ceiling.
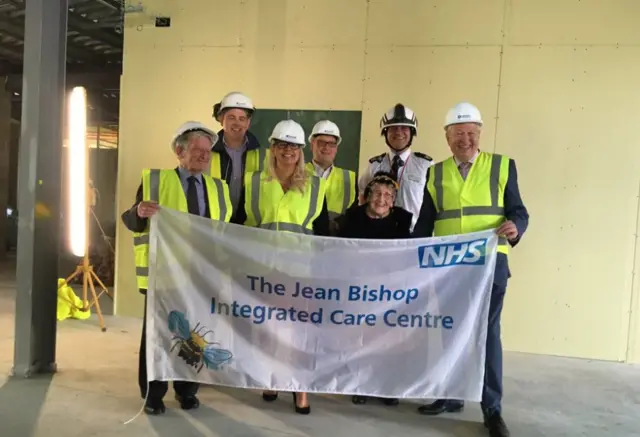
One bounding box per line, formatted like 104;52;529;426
0;0;124;122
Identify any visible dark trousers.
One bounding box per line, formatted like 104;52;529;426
446;282;505;416
480;282;506;416
139;293;199;401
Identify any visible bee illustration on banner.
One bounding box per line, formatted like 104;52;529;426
167;310;233;373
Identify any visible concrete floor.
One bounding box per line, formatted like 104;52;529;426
0;258;638;437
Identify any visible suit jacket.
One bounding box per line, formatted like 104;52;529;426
120;167;212;234
412;157;529;288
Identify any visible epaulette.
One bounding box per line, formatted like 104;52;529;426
414;152;433;161
368;153;386;164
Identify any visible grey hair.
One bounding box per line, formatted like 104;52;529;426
173;130;214;153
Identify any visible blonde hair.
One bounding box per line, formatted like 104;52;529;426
267;144;309;193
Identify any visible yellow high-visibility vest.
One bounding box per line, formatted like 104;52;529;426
305;163;355;219
243;170;326;234
210;148;269;179
133;168;232;290
426;152;510;254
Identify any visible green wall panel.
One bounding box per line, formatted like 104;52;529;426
249;109;362;174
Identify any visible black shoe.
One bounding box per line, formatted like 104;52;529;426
144;399;166;415
417;399;464;416
262;391;278;402
352;395;367;405
292;392;310;415
379;397;399;406
484;412;510;437
175;394;200;410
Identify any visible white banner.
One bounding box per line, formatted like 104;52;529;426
146;208;497;401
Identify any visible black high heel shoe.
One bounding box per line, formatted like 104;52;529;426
352;395;368;405
292;392;310;415
262;391;278;402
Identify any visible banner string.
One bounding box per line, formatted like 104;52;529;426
123;380;150;425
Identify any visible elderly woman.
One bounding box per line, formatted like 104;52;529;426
336;171;412;240
233;119;330;415
334;171;412;406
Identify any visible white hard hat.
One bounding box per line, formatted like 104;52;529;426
268;119;306;147
444;102;483;128
380;103;418;135
219;91;255;114
171;121;217;152
308;120;342;145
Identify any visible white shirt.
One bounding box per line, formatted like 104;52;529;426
453;150;479;166
359;147;434;232
312;161;333;179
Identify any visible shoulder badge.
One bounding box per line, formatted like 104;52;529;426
368;153;386;164
414;152;433;161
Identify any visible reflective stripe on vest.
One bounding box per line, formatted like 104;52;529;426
427;153;509;253
210;147;268;179
250;148;268;173
305;163;355;220
245;171;324;235
132;168;232;289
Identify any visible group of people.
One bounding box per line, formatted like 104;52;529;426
121;91;529;437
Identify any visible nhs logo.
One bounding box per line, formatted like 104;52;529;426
418;238;487;268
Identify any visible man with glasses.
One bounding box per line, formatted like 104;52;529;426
306;120;357;222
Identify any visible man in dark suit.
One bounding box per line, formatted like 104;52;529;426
121;121;232;415
412;102;529;437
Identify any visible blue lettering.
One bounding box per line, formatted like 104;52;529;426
348;285;419;304
383;310;454;329
418;238;487;268
442;316;454;329
330;310;376;326
247;275;286;295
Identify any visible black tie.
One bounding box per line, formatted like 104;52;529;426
186;176;200;216
391;155;404;181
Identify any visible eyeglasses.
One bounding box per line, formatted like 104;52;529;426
316;139;338;148
273;141;302;150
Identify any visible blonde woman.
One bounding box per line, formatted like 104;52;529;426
233;119;330;414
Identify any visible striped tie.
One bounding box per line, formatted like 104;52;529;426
458;162;472;180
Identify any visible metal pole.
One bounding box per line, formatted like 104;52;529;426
13;0;68;377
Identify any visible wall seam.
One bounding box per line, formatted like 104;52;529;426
492;0;509;153
625;179;640;362
359;0;370;173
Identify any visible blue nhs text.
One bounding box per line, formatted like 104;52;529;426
418;238;487;268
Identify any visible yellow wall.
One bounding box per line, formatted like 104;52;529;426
116;0;640;363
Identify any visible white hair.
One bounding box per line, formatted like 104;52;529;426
173;130;214;153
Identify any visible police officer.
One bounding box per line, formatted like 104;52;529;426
211;91;268;220
121;121;233;415
306;120;357;221
412;102;530;437
358;104;433;232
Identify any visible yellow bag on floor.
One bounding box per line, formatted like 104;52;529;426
57;278;91;321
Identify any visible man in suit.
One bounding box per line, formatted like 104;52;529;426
121;121;232;415
412;102;529;437
211;91;267;221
